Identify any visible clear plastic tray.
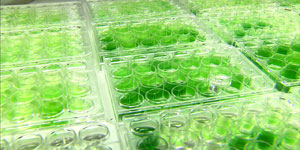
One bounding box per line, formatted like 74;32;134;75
119;92;299;150
196;5;300;88
1;120;122;150
87;0;184;23
240;34;300;88
94;15;212;58
198;5;300;46
0;25;92;68
0;59;104;133
0;2;83;31
103;44;275;115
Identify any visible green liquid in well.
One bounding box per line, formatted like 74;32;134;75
140;75;163;92
257;142;274;150
161;36;177;45
99;22;205;51
178;34;196;43
42;85;63;99
229;136;249;149
214;126;228;139
137;135;160;150
43;71;61;83
164;74;186;90
267;58;286;69
38;120;70;128
39;101;64;119
256;130;277;145
172;86;195;101
291;41;300;52
202;56;228;67
255;21;270;29
169;121;185;128
142;38;158;47
133;127;156;136
69;84;89;96
286;54;300;65
280;128;299;149
281;69;299;79
120;93;143;108
216;116;234;129
180;59;201;72
234;29;246;37
15;75;37;89
100;35;114;43
226;80;244;93
158;62;179;74
193;116;210;125
239;120;257;135
256;47;273;58
187;70;209;89
112;67;132;78
146;88;170;104
11;91;35;103
286;64;299;70
111;54;252;107
135;64;155;76
275;44;290;55
116;80;138;92
242;22;252;30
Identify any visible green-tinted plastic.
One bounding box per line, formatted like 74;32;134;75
121;93;299;150
89;0;181;22
96;17;207;57
0;61;102;132
105;48;275;115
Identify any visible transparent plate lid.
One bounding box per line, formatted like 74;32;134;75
94;15;212;58
88;0;184;23
0;60;104;132
1;120;122;150
119;92;300;150
197;5;300;87
103;44;275;115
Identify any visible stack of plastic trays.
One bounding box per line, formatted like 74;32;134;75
0;2;92;69
103;44;275;116
175;0;274;15
0;1;105;139
87;0;185;23
0;60;103;132
195;5;300;90
94;15;210;58
119;93;300;150
1;120;122;150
